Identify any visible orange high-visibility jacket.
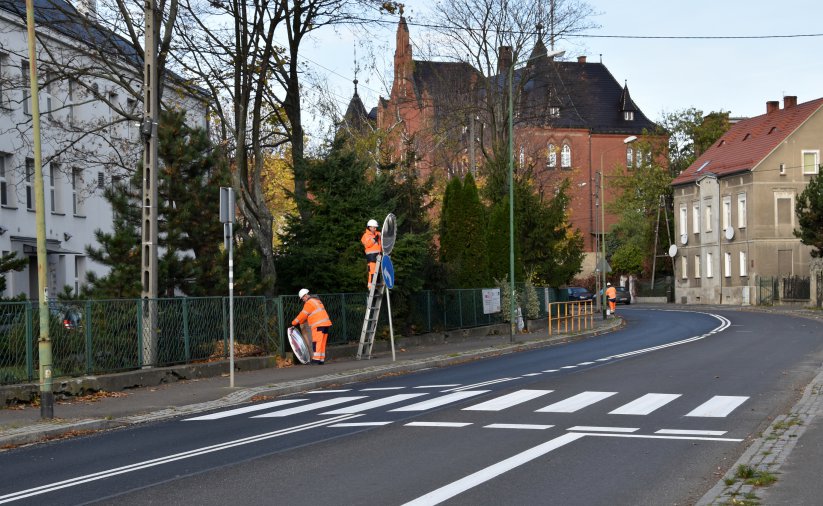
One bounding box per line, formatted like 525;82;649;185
605;286;617;299
292;297;332;329
361;229;381;255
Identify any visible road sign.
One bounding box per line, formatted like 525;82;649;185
382;255;395;289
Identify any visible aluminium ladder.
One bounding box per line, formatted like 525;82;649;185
356;254;385;359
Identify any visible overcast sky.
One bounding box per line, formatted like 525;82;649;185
299;0;823;141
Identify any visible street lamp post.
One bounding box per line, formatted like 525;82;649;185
507;49;564;341
599;135;637;319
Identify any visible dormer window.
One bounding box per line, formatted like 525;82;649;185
549;106;560;118
623;111;634;121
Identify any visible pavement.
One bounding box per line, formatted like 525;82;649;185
1;303;823;505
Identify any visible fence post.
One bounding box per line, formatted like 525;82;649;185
341;293;347;342
85;300;93;374
136;299;143;367
277;296;286;357
25;302;33;381
183;298;190;362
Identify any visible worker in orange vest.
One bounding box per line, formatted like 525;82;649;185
605;282;617;316
361;219;381;288
290;288;333;364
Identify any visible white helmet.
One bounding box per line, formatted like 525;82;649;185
298;288;309;298
606;282;612;287
367;219;379;228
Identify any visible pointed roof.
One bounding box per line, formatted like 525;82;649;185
619;82;638;112
342;80;371;132
672;97;823;186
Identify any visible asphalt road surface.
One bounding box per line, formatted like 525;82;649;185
1;307;821;505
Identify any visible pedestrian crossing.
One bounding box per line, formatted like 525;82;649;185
183;387;750;422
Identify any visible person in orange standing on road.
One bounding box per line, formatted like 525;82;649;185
605;282;617;316
361;219;381;288
290;288;333;364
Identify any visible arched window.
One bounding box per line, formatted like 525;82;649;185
626;147;634;168
519;146;525;169
561;144;571;168
547;143;557;168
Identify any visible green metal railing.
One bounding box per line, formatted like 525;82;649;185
1;286;561;385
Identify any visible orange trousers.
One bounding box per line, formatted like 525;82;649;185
311;326;329;363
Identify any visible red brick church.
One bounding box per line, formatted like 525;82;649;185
353;17;665;271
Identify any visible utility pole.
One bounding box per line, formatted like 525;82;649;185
140;0;159;366
25;0;53;419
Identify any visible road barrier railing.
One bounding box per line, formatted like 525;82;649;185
547;300;594;336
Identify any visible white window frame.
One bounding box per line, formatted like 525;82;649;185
0;154;8;207
72;167;84;215
739;251;748;277
802;150;820;175
25;158;34;210
737;193;747;229
724;252;732;277
692;202;700;234
0;51;9;109
722;196;731;231
626;147;633;168
774;191;794;228
704;203;713;232
548;106;560;118
49;163;60;213
706;252;713;278
561;144;571;168
624;111;634;121
547;143;556;168
681;256;688;279
518;146;525;169
679;204;687;238
694;255;701;278
21;59;31;115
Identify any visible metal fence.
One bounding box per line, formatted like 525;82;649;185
782;276;810;300
757;277;779;305
1;285;561;385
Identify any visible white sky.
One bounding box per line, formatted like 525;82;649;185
300;0;823;141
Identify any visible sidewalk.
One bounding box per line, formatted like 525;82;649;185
0;315;622;448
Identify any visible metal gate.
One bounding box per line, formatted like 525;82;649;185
818;272;823;308
758;276;778;305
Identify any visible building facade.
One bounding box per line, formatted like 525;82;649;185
672;96;822;305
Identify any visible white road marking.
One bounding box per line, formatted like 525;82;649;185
183;399;305;421
360;387;405;391
406;422;472;428
560;366;577;369
536;391;618;413
686;396;749;417
414;384;460;389
542;369;559;372
656;429;727;436
463;390;553;412
402;433;585;506
484;424;553;430
0;414;360;504
447;378;516;392
609;393;681;415
307;389;351;394
252;397;367;418
577;362;596;366
522;373;542;377
329;422;393;427
582;432;743;442
390;391;489;412
322;394;428;414
568;426;638;433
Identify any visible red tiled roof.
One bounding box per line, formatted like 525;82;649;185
672;97;823;186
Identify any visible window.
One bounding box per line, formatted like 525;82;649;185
694;255;701;278
518;146;524;169
679;204;687;238
97;172;104;190
547;144;557;168
126;98;137;138
681;256;687;279
724;252;732;277
692;202;700;234
49;163;62;213
21;60;30;115
109;92;119;137
25;158;33;210
71;167;83;215
67;79;76;124
722;196;731;231
706;252;713;278
44;71;53;120
0;250;8;296
626;147;633;168
561;144;571;168
803;150;820;175
0;155;7;206
74;256;85;295
704;203;713;232
0;52;8;108
737;193;747;228
549;106;560;118
739;251;748;277
624;111;634;121
779;163;786;175
776;196;792;225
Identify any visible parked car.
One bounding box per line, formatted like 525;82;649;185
47;303;83;330
598;286;632;305
566;286;594;301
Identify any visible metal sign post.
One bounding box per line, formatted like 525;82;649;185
220;187;235;387
381;255;396;361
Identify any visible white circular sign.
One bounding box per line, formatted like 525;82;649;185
725;227;735;240
680;233;688;245
668;244;678;258
381;213;397;256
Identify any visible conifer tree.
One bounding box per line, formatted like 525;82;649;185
0;252;27;298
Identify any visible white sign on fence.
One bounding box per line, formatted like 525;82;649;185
482;288;501;314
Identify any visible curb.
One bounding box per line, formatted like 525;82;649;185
0;318;623;448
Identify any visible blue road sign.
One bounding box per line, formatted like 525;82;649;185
382;255;395;289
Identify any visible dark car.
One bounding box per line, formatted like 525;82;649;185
599;286;632;305
566;286;594;301
47;303;83;330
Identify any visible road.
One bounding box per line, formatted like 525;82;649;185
1;307;821;505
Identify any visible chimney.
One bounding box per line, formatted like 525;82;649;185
498;46;513;75
766;101;780;114
577;56;587;64
784;96;797;108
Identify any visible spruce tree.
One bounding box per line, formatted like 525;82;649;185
0;252;27;298
456;173;489;287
